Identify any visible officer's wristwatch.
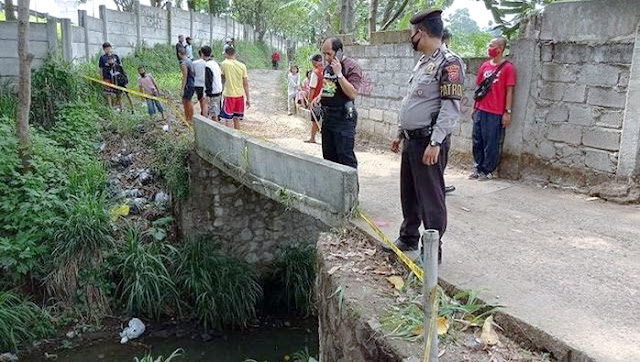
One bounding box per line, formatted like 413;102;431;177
430;140;441;147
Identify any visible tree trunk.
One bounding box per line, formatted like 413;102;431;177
380;0;396;27
380;0;410;31
17;0;32;173
369;0;379;35
187;0;196;11
4;0;17;20
347;0;355;33
340;0;348;34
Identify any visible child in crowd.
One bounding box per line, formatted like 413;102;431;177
137;66;165;121
297;70;311;109
287;65;300;115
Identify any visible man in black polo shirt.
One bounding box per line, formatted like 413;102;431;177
317;37;363;169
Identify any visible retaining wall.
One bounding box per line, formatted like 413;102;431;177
344;0;640;185
191;115;359;228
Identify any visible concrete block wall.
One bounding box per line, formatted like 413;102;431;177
344;31;482;158
0;22;54;81
531;43;632;175
344;0;640;184
0;0;289;77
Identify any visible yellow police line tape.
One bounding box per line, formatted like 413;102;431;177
80;75;192;129
356;210;437;362
356;210;424;282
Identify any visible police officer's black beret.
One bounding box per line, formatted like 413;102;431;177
410;9;443;25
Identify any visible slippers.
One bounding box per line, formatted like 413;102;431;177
304;140;316;144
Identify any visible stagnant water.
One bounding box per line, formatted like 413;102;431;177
25;319;318;362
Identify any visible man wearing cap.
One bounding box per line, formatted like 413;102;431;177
389;9;464;263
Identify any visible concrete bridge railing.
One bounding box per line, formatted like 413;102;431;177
193;115;359;227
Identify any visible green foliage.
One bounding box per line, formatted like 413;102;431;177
270;244;316;314
476;0;564;38
48;190;113;303
153;133;191;199
449;31;493;58
46;102;102;152
381;287;501;341
0;79;16;118
0;233;48;288
52;191;112;267
176;238;263;330
115;225;180;319
291;348;319;362
234;41;272;69
31;56;79;129
0;291;53;353
134;348;184;362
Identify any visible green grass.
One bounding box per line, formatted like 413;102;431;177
381;286;501;342
176;238;263;330
153;132;192;200
115;225;180;319
269;244;316;315
134;348;184;362
0;291;53;353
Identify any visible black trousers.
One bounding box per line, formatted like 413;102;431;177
321;106;358;169
398;136;450;246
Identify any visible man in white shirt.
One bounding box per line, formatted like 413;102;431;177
192;49;208;116
201;45;223;121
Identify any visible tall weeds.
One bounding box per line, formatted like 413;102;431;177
0;291;53;353
115;225;180;319
176;238;262;330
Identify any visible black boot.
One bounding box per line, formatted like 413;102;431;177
382;238;418;252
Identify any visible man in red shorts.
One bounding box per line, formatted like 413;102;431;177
220;46;250;129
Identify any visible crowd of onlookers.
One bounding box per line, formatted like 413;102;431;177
98;36;252;130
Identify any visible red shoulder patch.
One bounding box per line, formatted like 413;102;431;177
446;64;460;83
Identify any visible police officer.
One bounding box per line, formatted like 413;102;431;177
315;37;363;169
388;9;464;263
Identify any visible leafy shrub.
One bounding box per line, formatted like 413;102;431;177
176;238;262;330
115;225;180;319
31;56;79;129
46;102;102;153
269;244;316;315
153;133;191;199
0;291;53;353
0;233;48;288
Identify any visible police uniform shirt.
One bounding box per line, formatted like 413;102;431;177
398;45;465;144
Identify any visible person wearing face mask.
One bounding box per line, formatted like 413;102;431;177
388;9;464;262
470;37;516;181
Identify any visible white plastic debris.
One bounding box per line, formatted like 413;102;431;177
162;124;170;132
0;352;18;362
119;318;146;344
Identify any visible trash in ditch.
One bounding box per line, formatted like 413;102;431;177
120;318;146;344
480;316;500;345
328;265;340;275
110;203;130;222
386;275;404;290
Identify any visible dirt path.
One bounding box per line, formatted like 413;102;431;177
243;69;640;361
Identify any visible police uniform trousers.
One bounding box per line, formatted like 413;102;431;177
399;135;450;247
321;106;358;169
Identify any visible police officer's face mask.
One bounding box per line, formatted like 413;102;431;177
410;30;422;51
